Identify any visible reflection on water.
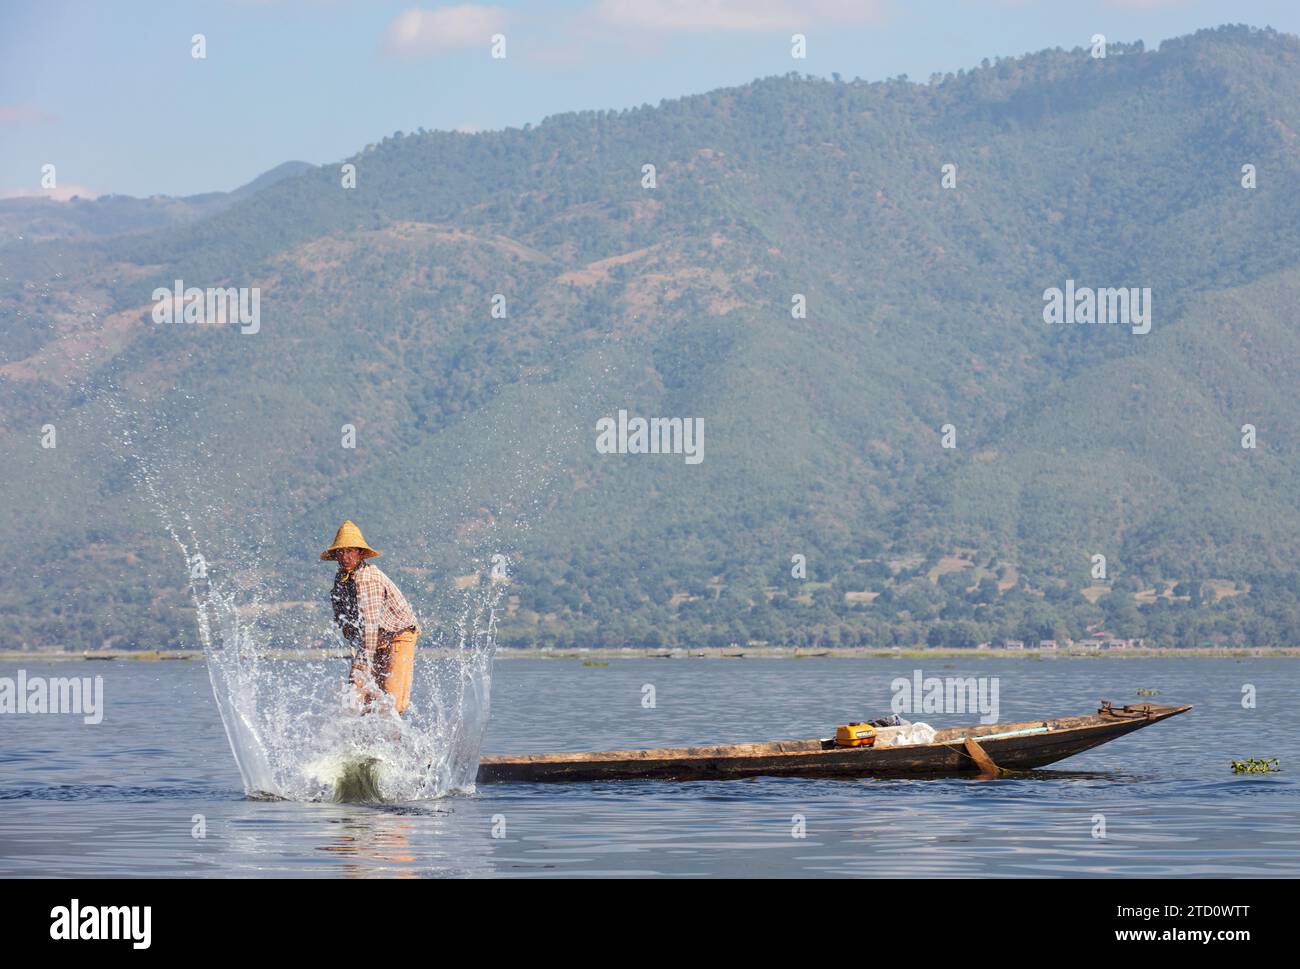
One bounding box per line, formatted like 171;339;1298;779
1;657;1297;877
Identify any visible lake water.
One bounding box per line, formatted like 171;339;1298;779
2;657;1296;877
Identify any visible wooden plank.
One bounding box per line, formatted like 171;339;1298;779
963;737;999;776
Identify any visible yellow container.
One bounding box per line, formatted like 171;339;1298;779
835;722;877;747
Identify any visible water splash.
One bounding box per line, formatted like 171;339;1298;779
105;393;509;802
182;540;503;802
86;320;595;802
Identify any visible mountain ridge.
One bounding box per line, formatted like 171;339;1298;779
4;24;1300;650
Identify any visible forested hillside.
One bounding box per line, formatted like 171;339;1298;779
5;25;1300;650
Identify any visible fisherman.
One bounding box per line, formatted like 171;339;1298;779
322;520;420;716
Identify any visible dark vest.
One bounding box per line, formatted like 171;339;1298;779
331;569;360;647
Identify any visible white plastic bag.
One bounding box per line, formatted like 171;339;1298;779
874;722;937;748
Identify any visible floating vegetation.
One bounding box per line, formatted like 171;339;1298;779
1231;757;1280;774
582;660;609;667
1136;688;1159;696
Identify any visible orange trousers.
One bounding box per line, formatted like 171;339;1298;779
351;628;418;715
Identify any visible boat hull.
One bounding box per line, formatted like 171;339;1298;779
476;703;1190;783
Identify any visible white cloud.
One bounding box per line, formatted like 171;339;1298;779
592;0;888;33
382;5;510;57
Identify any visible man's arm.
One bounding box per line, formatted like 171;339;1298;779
354;570;384;654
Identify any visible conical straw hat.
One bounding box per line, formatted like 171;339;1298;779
320;519;381;561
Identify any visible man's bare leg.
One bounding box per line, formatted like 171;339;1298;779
350;650;382;713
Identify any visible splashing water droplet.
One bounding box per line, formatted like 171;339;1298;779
103;390;504;803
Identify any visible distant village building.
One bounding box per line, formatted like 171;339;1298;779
1037;640;1059;650
1003;639;1024;650
1104;638;1145;650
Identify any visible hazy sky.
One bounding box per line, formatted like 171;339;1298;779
3;0;1299;199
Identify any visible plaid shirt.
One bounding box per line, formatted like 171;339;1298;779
332;560;417;653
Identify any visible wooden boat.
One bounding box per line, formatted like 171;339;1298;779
476;701;1190;783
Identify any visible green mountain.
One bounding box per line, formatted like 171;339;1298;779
5;24;1300;651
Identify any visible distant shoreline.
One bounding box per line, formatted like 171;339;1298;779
3;646;1298;662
